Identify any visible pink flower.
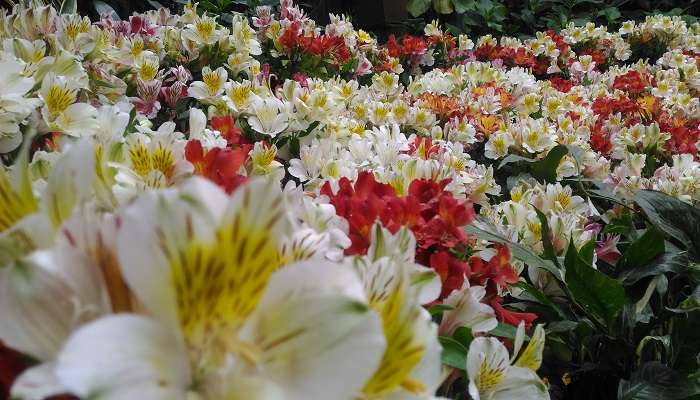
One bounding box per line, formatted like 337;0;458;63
253;6;273;29
596;234;622;265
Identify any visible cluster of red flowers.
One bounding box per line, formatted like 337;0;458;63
662;120;700;155
548;76;576;93
278;21;351;66
321;172;474;296
473;44;536;69
612;70;653;94
184;115;251;193
321;172;536;327
386;34;428;59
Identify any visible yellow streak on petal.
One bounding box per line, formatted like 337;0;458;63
167;190;284;356
0;169;38;232
477;361;506;392
363;284;426;396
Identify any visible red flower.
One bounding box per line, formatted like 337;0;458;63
0;342;25;400
401;35;427;57
489;296;538;329
386;34;401;58
185;140;249;193
430;251;471;298
667;125;700;155
469;244;519;289
321;172;397;255
613;70;648;94
404;136;441;160
210;115;244;147
549;76;575;93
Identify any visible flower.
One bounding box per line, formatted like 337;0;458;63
466;330;549;400
247;96;289;137
188;66;228;102
185;139;249;193
49;177;386;400
39;73;97;137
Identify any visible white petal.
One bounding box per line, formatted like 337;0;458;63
11;362;67;400
116;177;230;331
440;283;497;336
41;138;95;229
466;337;511;389
239;260;385;400
189;108;206;136
491;366;549;400
56;315;191;400
0;248;108;360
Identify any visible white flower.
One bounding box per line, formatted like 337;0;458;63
39;73;97;137
50;177;385;400
188;108;227;149
466;333;549;400
182;14;226;47
485;132;513;159
188;66;228;102
439;281;498;336
247;96;289;137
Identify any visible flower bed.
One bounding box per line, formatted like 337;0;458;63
1;2;699;399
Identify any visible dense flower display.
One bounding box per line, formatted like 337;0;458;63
1;1;700;399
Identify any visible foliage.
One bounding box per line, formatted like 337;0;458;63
406;0;700;38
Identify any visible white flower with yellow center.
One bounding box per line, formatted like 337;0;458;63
182;14;225;47
225;80;255;114
39;73;97;137
485;131;513;160
355;225;443;399
466;325;549;400
49;177;385;400
113;124;192;200
439;281;497;337
247;96;289;137
189;66;228;103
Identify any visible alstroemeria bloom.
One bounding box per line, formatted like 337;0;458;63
189;66;228;102
355;225;443;399
439;281;498;336
38;73;97;137
49;177;385;400
185;139;248;193
247;96;289;137
466;326;549;400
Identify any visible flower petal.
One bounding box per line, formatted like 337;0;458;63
55;315;191;400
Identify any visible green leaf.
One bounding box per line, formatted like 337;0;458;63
513;281;568;320
299;121;320;138
498;145;571;183
289;136;300;158
535;208;560;267
617;227;665;271
599;7;622;23
531;145;569;183
438;336;468;370
643;144;657;178
93;0;119;19
453;326;474;347
428;304;455;316
565;240;625;325
635;190;700;261
452;0;475;13
618;362;700;400
59;0;77;14
432;0;454;14
489;322;526;340
619;244;688;285
123;107;138;136
407;0;432;17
